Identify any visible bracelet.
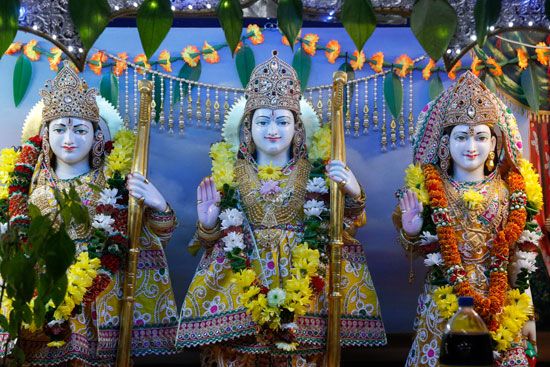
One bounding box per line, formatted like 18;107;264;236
197;221;222;242
399;229;420;252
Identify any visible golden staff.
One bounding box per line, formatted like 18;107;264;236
116;79;153;367
326;70;347;367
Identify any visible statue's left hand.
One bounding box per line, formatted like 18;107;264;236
127;172;168;212
522;320;537;353
326;160;361;198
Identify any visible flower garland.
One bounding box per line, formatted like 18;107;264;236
3;129;135;345
208;124;332;350
423;163;527;331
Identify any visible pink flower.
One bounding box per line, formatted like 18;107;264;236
259;180;282;195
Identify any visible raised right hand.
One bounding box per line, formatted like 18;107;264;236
197;177;221;229
399;190;424;237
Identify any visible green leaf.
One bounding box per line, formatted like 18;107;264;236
292;48;311;93
45;230;76;279
235;45;256;87
429;74;444;100
27;215;52;254
0;0;19;59
217;0;243;55
137;0;174;59
13;55;32;107
153;74;165;123
410;0;458;61
68;0;111;51
50;275;68;306
483;73;497;93
278;0;303;51
384;72;403;119
340;0;376;52
0;314;8;330
100;72;119;109
474;0;501;47
173;61;202;104
520;65;540;113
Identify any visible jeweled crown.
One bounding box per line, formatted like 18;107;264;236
40;60;99;123
244;50;301;115
442;71;499;128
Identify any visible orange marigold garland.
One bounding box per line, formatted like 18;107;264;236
423;164;527;331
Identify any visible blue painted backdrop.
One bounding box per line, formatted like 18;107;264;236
0;26;530;333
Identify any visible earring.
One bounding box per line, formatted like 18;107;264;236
438;135;451;173
485;151;495;172
42;129;52;169
92;130;105;169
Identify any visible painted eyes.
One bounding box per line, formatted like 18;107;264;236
453;134;489;142
254;119;291;126
51;127;89;135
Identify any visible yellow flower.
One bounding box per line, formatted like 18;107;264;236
486;57;502;77
404;164;429;205
105;129;136;178
447;60;461;80
491;327;515;351
23;40;40;61
210;142;235;162
133;54;150;74
158;50;172;72
246;24;264;45
308;125;331;162
0;148;20;185
284;276;312;316
394;54;414;77
422;59;436;80
506;289;531;312
516;48;529;70
47;340;66;348
369;52;384;73
350;50;366;71
471;56;483;77
519;158;543;211
291;243;320;277
258;162;283;181
462;189;485;210
232;268;257;289
212;161;235;188
202;41;220;64
4;42;22;55
181;45;200;67
325;40;340;64
48;47;63;71
88;51;107;75
433;285;458;319
113;52;128;77
302;33;319;56
240;285;261;305
535;42;549;66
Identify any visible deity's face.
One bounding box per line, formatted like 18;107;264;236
251;108;295;157
48;117;95;166
449;124;496;173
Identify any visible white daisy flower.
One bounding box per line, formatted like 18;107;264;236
306;177;328;194
98;188;120;206
275;342;298;351
267;288;286;307
419;231;438;246
518;229;542;246
304;199;327;218
92;214;115;234
517;259;537;273
219;208;244;230
424;252;443;267
222;231;245;252
0;222;7;235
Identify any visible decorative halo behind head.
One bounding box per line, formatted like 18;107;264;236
412;71;523;172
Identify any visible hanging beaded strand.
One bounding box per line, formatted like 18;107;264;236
179;79;185;136
363;78;369;135
223;89;230;127
317;88;324;122
326;90;332;124
123;67;130;129
214;88;221;130
205;87;212;128
345;82;351;135
151;73;157;126
133;67;138;131
381;74;388;152
354;81;360;137
373;76;379;131
408;71;414;143
187;82;193;125
196;84;202;126
159;75;166;131
398;77;405;146
168;78;175;135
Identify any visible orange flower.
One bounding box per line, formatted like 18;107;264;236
369;52;384;73
350;50;366;71
113;52;128;77
422;59;436;80
234;41;244;54
48;47;63;71
133;54;150;74
516;49;529;70
324;40;340;64
394;54;414;77
23;40;40;61
181;45;200;67
447;60;461;80
246;24;264;45
485;57;502;77
202;41;220;64
158;50;172;72
88;51;107;75
281;31;301;46
535;42;548;66
302;33;319;56
470;56;483;76
4;42;22;55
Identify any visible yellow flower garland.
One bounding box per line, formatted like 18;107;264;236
433;285;459;319
105;129;136;179
404;163;430;205
518;158;543;211
308;125;331;162
0;148;20;200
210;142;236;188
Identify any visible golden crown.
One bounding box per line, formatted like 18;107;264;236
40;61;99;124
244;50;301;115
442;71;500;128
